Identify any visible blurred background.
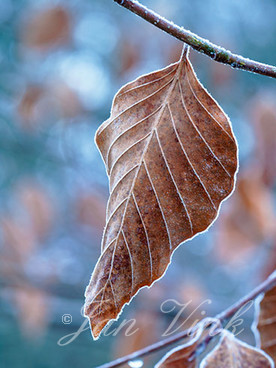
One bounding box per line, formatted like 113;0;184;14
0;0;276;367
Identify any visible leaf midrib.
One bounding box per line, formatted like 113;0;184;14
97;57;185;307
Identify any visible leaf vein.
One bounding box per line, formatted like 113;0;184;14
117;65;177;98
109;164;139;197
99;76;175;136
106;105;162;168
167;103;217;211
122;230;134;294
143;160;172;251
185;63;235;143
132;193;153;282
178;79;231;178
109;132;151;176
154;128;193;235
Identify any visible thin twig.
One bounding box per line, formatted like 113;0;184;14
114;0;276;79
95;271;276;368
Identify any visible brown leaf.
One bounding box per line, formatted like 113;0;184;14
17;82;83;130
166;42;184;66
210;61;235;88
256;282;276;362
17;85;45;130
15;286;48;339
118;39;141;76
155;322;206;368
178;281;207;312
1;217;37;263
19;182;55;241
200;330;274;368
48;81;82;118
21;5;71;51
76;191;107;232
262;241;276;280
84;47;238;338
237;170;275;239
250;96;276;187
214;167;276;265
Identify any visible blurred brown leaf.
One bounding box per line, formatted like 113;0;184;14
237;171;275;238
200;330;273;367
14;286;48;339
17;85;45;130
18;182;55;241
0;180;55;272
49;81;82;118
84;48;238;338
76;191;107;233
208;40;236;88
263;240;276;280
256;283;276;362
214;167;275;265
179;281;207;312
250;95;276;187
1;217;36;264
17;81;83;130
22;5;71;51
215;216;257;264
210;61;235;88
165;43;184;66
118;39;141;76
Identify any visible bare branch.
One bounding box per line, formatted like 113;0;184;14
114;0;276;79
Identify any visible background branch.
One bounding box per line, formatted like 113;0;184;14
114;0;276;79
96;271;276;368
